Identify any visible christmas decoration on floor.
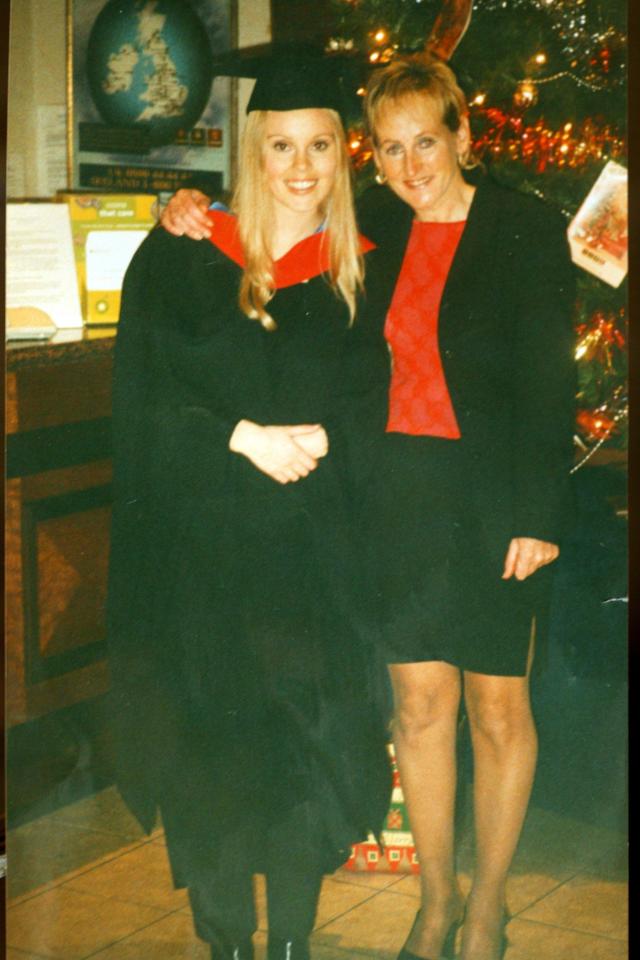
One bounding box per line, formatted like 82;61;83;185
344;745;420;874
326;0;627;464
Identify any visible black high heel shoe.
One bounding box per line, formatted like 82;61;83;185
456;909;510;960
266;937;310;960
396;909;463;960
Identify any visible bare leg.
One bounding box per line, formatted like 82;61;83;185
460;654;537;960
390;661;465;958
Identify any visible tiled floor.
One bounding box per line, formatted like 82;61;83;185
6;786;627;960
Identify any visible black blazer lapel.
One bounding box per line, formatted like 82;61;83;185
438;177;501;330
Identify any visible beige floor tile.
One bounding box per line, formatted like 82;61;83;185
519;872;628;940
6;885;168;959
504;871;581;916
504;917;628;960
46;788;149;841
82;911;209;959
384;857;627;931
7;838;156;906
63;841;188;911
6;949;52;960
7;816;150;900
309;942;379;960
313;888;417;957
377;871;420;901
332;866;408;891
314;877;382;928
386;869;470;900
393;864;581;918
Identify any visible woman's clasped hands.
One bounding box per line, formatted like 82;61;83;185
229;420;329;484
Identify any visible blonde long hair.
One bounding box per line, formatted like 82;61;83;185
231;109;364;330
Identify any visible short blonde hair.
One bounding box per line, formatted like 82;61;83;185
365;55;479;169
231;109;364;330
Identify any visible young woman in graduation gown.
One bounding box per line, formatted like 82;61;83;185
106;53;392;960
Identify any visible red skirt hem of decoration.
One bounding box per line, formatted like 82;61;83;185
343;840;420;874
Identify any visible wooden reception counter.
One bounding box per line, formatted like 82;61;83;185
6;329;116;728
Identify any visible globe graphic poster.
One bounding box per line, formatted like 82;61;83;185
71;0;234;197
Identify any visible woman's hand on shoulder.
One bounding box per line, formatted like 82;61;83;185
229;421;325;484
161;189;212;240
502;537;559;581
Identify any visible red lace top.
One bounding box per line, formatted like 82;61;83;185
385;219;465;437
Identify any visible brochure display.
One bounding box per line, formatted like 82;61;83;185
568;161;628;288
6;203;84;339
58;192;159;324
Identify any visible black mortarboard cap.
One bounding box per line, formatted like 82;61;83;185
211;43;365;120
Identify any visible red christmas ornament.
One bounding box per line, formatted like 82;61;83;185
576;409;616;441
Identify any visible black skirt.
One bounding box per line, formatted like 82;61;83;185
366;433;549;676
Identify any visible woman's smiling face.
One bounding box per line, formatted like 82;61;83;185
263;108;338;220
373;93;470;221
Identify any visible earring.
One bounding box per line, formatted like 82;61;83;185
458;149;478;170
375;170;387;185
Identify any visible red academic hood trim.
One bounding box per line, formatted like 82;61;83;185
206;209;375;288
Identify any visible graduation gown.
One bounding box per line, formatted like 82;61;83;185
106;219;392;883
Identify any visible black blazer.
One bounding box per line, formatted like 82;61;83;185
357;175;577;558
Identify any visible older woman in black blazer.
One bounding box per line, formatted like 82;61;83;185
161;55;575;960
357;58;575;960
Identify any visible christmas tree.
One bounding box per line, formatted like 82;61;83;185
326;0;628;464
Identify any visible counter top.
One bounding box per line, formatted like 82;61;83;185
7;328;117;372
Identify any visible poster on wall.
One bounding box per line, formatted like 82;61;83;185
567;160;628;289
68;0;237;199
